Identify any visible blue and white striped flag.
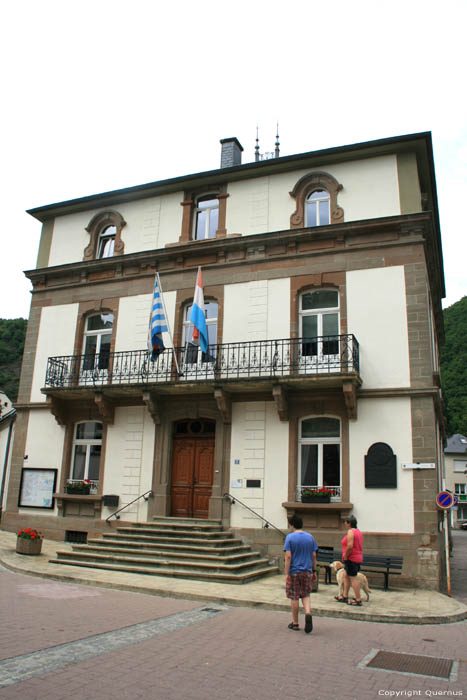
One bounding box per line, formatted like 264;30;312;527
147;274;168;361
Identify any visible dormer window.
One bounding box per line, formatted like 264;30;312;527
83;211;126;261
290;172;344;229
194;196;219;240
305;190;330;227
97;225;117;258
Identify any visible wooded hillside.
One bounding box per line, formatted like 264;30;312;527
440;296;467;437
0;318;27;402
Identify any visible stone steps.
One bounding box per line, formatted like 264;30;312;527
50;517;279;584
67;544;259;564
88;537;251;556
49;557;278;584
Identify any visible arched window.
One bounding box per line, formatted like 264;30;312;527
289;171;343;229
70;421;103;489
298;417;341;498
305;190;330;227
300;289;339;359
84;211;126;260
194;195;219;240
97;225;117;258
82;313;114;372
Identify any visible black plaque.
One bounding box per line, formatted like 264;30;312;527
365;443;397;488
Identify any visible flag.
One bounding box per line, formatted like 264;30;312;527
147;274;168;360
189;267;208;354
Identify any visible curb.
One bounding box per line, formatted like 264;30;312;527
2;551;467;626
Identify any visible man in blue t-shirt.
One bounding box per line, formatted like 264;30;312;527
283;514;318;634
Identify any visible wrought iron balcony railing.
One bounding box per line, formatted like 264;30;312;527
44;334;359;389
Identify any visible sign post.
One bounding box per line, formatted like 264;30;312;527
436;491;453;597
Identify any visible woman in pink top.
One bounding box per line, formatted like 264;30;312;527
338;515;364;606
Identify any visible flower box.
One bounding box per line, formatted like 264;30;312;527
66;486;90;495
66;479;91;495
301;488;333;504
302;495;330;503
16;528;43;555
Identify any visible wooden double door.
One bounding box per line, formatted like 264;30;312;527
170;437;214;519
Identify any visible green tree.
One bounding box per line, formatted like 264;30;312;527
440;296;467;436
0;318;27;402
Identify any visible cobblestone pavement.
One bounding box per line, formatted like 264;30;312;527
1;565;466;700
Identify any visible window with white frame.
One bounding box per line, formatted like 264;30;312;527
457;505;467;521
299;417;341;496
182;301;218;362
97;225;117;258
194;196;219;240
71;422;102;485
455;483;467;496
300;289;339;358
305;189;330;227
454;460;467;473
82;313;114;371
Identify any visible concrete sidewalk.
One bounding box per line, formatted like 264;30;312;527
2;530;466;625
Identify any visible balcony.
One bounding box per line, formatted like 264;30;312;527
43;335;361;420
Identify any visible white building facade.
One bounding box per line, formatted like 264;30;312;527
3;133;446;588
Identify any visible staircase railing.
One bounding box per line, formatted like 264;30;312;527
106;490;153;522
223;492;286;539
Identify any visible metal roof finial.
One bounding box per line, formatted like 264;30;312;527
275;122;280;158
255;125;260;162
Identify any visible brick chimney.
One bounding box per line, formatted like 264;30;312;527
220;138;243;168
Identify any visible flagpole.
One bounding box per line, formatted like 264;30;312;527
156;272;182;376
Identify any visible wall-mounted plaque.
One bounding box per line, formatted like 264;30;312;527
365;443;397;488
18;468;57;509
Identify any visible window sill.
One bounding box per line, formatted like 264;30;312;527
166;233;242;248
55;492;103;502
282;501;353;511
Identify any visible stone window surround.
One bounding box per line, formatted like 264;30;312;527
178;185;229;244
289;171;344;229
73;300;120;359
172;285;224;349
290;273;347;339
298;415;342;494
288;399;350;504
57;417;109;497
83;210;126;261
70;420;103;483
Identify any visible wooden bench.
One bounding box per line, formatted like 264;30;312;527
316;548;337;584
316;549;404;590
360;554;404;590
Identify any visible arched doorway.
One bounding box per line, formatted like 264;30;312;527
170;419;215;518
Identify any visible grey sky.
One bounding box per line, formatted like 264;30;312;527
1;0;466;318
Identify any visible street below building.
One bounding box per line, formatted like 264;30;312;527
0;560;466;700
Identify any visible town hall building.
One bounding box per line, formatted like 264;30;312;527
2;132;446;588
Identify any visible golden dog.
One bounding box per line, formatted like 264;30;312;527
331;560;371;601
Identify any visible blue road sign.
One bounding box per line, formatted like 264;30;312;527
436;491;454;509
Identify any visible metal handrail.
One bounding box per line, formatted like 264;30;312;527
223;492;286;539
106;490;153;522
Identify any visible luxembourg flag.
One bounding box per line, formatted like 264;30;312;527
147;274;168;361
189;267;208;353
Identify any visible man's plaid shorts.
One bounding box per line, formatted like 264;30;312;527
286;571;312;599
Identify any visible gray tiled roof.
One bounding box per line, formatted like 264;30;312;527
445;434;467;454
